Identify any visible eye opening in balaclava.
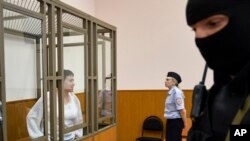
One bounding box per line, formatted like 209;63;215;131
192;13;230;40
186;0;250;75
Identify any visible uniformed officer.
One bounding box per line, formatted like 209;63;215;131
185;0;250;141
164;72;186;141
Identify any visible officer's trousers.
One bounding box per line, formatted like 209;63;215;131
166;118;184;141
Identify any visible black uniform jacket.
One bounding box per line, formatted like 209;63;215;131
188;63;250;141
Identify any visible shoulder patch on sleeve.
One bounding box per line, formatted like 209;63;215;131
176;98;182;106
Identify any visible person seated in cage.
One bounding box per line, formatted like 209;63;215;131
26;70;83;140
97;75;112;118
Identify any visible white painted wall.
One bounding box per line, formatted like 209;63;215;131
95;0;213;90
60;0;95;16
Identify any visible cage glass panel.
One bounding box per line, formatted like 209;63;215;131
3;8;45;140
62;27;87;138
97;38;114;130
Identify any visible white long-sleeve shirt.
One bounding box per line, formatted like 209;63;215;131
26;92;83;140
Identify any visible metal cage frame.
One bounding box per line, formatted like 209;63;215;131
0;0;117;140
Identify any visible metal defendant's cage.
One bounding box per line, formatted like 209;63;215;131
0;0;117;140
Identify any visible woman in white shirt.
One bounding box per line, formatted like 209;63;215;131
26;70;83;140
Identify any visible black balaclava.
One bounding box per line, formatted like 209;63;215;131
186;0;250;76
